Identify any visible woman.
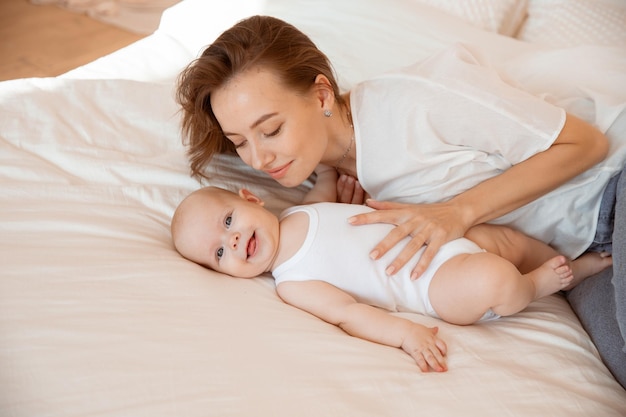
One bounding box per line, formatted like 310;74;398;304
175;15;624;386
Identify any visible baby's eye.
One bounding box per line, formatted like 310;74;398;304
216;247;224;259
225;215;232;227
234;140;247;149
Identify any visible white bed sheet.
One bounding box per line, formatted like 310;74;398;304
2;1;626;416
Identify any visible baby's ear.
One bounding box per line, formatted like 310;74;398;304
238;188;265;206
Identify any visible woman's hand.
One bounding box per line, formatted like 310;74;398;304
349;199;469;279
336;174;367;205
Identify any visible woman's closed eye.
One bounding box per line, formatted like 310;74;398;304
233;140;247;150
264;125;282;138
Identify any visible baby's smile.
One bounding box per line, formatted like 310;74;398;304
247;233;257;258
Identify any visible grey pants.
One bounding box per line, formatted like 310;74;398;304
567;167;626;388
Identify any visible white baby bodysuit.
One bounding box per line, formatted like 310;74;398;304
273;203;498;321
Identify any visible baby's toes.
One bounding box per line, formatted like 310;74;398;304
560;273;574;288
554;264;572;277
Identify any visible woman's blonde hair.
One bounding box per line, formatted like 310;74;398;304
176;15;345;179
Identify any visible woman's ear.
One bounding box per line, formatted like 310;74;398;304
238;188;265;206
313;74;335;114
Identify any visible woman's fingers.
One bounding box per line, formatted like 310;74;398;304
348;199;466;278
348;200;410;226
349;180;365;204
369;222;417;260
409;240;440;280
349;202;427;271
363;198;406;212
337;175;366;205
381;231;427;275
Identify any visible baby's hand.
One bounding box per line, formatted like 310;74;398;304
401;325;447;372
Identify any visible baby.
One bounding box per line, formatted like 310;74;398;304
171;173;610;372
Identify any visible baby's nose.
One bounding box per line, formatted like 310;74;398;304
229;232;240;249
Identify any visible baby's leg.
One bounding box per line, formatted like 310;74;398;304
562;252;613;291
525;255;573;299
429;253;573;325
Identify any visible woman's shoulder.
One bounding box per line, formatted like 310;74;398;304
354;43;494;92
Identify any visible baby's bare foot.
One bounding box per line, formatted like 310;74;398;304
529;255;574;300
564;252;613;291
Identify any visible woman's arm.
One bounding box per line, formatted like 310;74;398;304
349;113;610;279
276;280;447;372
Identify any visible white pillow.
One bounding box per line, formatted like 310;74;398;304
161;0;540;92
516;0;626;47
412;0;529;35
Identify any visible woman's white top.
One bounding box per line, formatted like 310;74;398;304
351;44;616;258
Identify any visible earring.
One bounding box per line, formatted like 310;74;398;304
324;109;332;117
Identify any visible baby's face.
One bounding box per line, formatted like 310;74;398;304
173;188;280;278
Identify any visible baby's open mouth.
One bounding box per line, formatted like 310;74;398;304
246;233;257;258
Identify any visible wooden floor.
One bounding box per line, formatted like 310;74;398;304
0;0;145;81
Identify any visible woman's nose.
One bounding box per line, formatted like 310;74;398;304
249;143;273;171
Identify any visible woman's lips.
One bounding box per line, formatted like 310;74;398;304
266;161;292;180
246;233;257;258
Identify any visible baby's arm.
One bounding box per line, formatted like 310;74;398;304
302;164;338;204
276;280;447;372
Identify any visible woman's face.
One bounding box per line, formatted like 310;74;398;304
211;67;329;188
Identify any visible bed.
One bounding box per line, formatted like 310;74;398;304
2;0;626;416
